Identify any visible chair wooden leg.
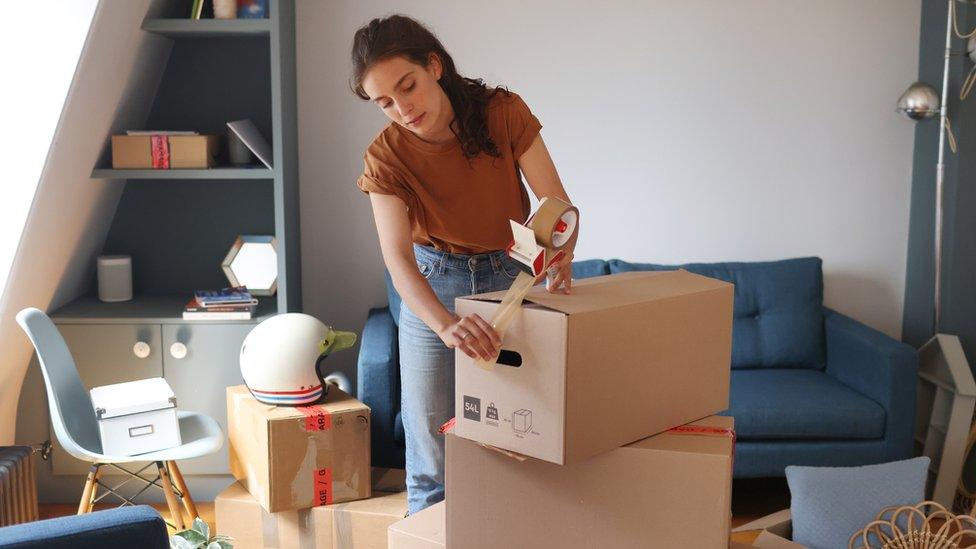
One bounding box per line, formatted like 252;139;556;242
86;465;103;513
77;464;100;515
157;461;185;531
166;461;198;522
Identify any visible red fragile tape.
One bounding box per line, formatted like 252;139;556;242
666;424;737;470
298;405;332;432
438;417;456;435
666;424;736;440
150;135;170;169
313;467;333;506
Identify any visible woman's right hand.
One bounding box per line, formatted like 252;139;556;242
437;313;502;361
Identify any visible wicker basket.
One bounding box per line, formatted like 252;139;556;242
849;500;976;548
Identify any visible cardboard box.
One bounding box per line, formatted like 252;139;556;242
215;481;408;549
731;509;806;548
90;377;181;456
111;134;220;168
388;501;445;549
227;385;371;513
214;481;329;549
446;415;735;548
455;270;734;464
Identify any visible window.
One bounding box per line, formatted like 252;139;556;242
0;0;98;293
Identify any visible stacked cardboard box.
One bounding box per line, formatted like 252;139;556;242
216;482;411;549
388;501;445;549
219;385;413;547
731;509;806;548
446;270;737;548
226;385;372;513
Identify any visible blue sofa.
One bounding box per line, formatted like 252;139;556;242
0;505;167;548
357;256;919;477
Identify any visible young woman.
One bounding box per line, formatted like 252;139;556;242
351;14;577;514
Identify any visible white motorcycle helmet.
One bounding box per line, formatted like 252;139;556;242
240;313;357;406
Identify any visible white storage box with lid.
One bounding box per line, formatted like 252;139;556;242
90;377;182;456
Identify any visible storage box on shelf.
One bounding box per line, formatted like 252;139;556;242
110;134;220;169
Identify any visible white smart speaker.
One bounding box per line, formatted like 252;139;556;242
97;255;133;302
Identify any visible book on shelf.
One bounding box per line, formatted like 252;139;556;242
183;309;252;321
125;130;199;136
184;297;255;313
190;0;204;19
183;297;254;320
194;286;257;307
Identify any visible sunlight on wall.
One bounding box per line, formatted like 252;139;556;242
0;1;98;294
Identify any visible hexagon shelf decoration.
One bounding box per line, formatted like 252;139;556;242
221;235;278;296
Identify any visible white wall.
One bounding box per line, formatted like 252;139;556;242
297;0;921;385
0;1;99;444
0;1;98;296
0;0;169;447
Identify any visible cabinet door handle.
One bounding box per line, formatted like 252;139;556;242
133;341;151;359
170;342;187;360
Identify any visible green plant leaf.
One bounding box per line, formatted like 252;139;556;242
169;535;196;549
192;517;210;539
177;529;207;545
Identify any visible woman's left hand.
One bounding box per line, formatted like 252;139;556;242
544;250;574;294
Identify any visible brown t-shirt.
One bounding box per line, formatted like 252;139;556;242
356;91;543;254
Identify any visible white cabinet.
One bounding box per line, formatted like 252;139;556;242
46;308;258;476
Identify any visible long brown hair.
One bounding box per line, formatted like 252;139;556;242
351;14;508;160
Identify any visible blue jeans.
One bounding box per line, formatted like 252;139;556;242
399;244;521;514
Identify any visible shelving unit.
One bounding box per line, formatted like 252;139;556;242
41;0;301;480
914;334;976;508
72;0;300;320
50;295;277;324
91;167;274;180
141;18;271;37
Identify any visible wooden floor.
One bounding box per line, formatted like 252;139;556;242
39;477;791;544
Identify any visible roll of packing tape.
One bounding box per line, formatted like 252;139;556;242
528;197;579;251
473;197;579;370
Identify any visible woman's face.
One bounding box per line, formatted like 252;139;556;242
361;54;454;143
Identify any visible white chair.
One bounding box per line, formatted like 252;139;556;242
15;307;224;530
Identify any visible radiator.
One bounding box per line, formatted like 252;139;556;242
0;446;38;526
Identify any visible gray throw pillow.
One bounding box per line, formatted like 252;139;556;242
786;457;930;549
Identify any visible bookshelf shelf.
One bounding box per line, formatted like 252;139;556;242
91;167;274;180
141;18;271;38
50;295;277;324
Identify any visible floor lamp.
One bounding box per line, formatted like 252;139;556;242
897;0;976;512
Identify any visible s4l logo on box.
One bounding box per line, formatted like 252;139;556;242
463;396;481;421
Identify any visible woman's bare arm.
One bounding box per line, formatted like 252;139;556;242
518;134;576;293
368;192;500;359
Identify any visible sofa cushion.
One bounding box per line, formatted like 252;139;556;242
786;457;929;549
571;259;610;279
609;257;825;369
725;369;886;440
